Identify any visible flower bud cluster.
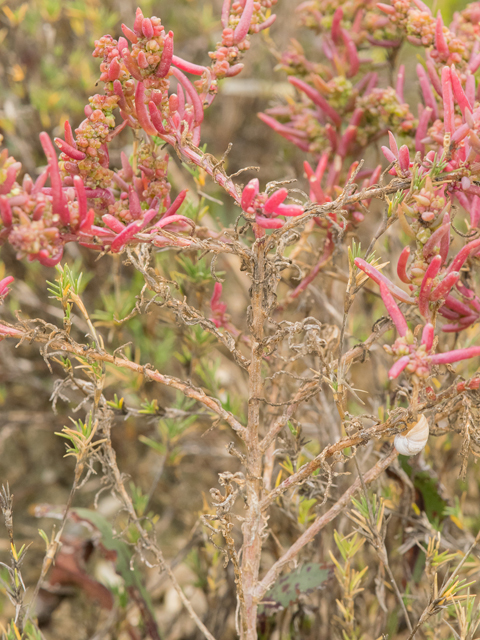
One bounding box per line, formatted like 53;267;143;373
60;95;119;189
297;0;402;46
206;0;277;89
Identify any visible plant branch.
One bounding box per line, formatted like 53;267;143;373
254;448;398;601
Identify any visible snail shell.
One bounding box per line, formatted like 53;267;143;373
394;414;429;456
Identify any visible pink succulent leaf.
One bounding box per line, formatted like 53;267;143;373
264;189;288;215
377;3;396;15
443;294;476;316
121;23;138;43
102;215;126;233
470;47;480;72
0;323;22;338
451;122;470;144
0;163;21;196
171;55;206;77
135;82;158;136
379;282;408;337
439;213;451;263
161;189;188;219
225;63;245;77
156;31;174;78
429;346;480;366
0;196;13;226
79;208;95;233
255;215;284;229
32;168;49;195
456;282;480;311
210;282;227;317
221;0;231;28
73;176;88;231
113;80;128;111
257;113;310;151
274;203;304;217
398;145;410;173
89;225;114;238
107;57;121;81
388;355;411;380
315;153;329;180
233;0;254;44
430;271;460;301
441;66;455;134
140;209;158;229
341;29;359;78
64;121;76;147
381;146;397;164
448;237;480;273
354;257;414;304
416;64;438;118
442;322;469;332
435;12;449;58
412;0;431;13
153;215;195;232
133;8;144;36
241;179;259;212
397;246;412;284
419;255;442;318
128;186;142;220
416;107;433;153
171;68;204;126
110;221;143;253
142;17;154;39
36;247;64;267
422;224;449;258
121;49;143;81
421;323;435;351
388;131;399;157
450;66;470;116
288;77;342;127
39;132;70;226
117;36;128;54
177;85;185;117
331;8;343;44
148;102;168;135
0;276;14;298
337;125;358;158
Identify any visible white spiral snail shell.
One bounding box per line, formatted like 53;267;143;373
394;414;429;456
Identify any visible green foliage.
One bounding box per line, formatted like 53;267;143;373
47;263;88;301
400;457;448;525
258;563;333;615
139;394;197;464
106;393;124;410
1;620;43;640
55;414;104;461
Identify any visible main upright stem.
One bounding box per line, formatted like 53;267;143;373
242;238;266;639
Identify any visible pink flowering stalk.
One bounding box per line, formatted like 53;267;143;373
0;4;277;265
